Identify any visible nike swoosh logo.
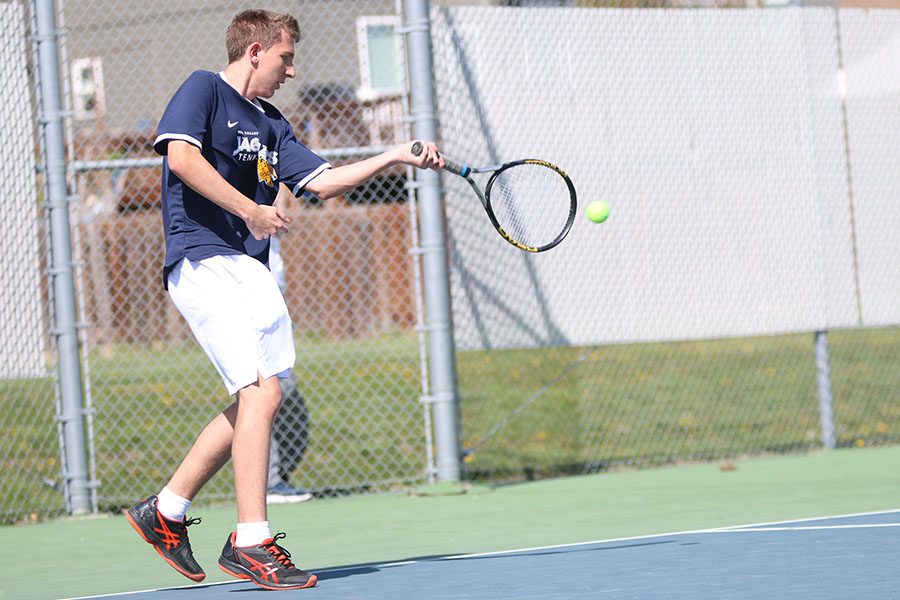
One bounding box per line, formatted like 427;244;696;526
227;120;238;128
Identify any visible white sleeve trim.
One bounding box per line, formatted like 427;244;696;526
292;162;332;196
155;133;203;150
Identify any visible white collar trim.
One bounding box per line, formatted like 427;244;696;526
218;71;264;113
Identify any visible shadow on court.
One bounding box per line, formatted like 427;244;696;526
443;539;678;563
316;554;462;581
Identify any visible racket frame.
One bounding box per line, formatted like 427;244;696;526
410;142;577;252
454;159;577;253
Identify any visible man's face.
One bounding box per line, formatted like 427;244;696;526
255;31;296;98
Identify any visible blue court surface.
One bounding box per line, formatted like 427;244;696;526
68;509;900;600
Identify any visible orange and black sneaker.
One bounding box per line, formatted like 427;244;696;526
218;531;317;590
125;495;205;582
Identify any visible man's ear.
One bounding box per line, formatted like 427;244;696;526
247;41;262;64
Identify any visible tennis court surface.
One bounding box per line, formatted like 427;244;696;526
4;445;898;600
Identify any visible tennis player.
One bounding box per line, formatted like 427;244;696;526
125;9;441;591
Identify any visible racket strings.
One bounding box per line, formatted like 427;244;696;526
488;163;573;249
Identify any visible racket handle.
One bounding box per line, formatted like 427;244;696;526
411;141;470;177
441;156;470;177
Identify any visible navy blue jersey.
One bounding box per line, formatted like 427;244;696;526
154;70;329;286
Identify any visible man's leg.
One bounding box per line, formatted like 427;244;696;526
164;372;282;518
125;400;242;583
267;429;284;489
166;401;239;500
128;375;282;582
217;373;317;589
268;373;295;489
232;374;283;525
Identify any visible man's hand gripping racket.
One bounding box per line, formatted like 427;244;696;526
411;141;577;253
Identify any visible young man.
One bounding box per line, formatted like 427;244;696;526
125;9;442;591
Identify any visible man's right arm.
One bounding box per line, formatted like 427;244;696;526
167;140;289;240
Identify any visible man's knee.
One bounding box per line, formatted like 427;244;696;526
262;378;284;409
238;377;284;414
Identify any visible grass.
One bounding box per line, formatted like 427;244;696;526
457;328;900;478
83;333;429;508
2;327;900;524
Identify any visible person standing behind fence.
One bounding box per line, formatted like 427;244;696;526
265;231;312;504
124;8;442;591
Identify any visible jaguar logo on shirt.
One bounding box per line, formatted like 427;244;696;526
233;134;279;187
258;153;277;188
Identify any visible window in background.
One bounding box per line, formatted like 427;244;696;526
71;57;105;121
356;16;402;101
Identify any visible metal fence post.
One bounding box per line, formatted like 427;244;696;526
402;0;462;482
35;0;92;514
815;330;836;449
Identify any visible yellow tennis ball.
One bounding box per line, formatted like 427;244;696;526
585;201;610;224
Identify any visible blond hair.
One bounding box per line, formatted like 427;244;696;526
226;9;300;64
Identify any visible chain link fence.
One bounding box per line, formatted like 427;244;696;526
431;5;900;480
829;10;900;449
6;1;900;525
0;0;68;523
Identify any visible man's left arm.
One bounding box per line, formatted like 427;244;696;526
305;141;443;200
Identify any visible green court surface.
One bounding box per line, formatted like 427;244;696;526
2;445;897;600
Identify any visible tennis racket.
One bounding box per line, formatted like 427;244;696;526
411;141;577;253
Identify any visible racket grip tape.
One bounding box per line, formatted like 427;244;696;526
410;141;469;177
441;157;469;177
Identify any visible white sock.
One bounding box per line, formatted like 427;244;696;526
156;486;191;522
235;521;271;547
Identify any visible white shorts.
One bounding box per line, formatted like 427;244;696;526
167;255;295;395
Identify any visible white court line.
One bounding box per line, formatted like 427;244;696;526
60;580;239;600
435;507;900;561
713;507;900;531
63;507;900;600
379;560;417;567
712;523;900;533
